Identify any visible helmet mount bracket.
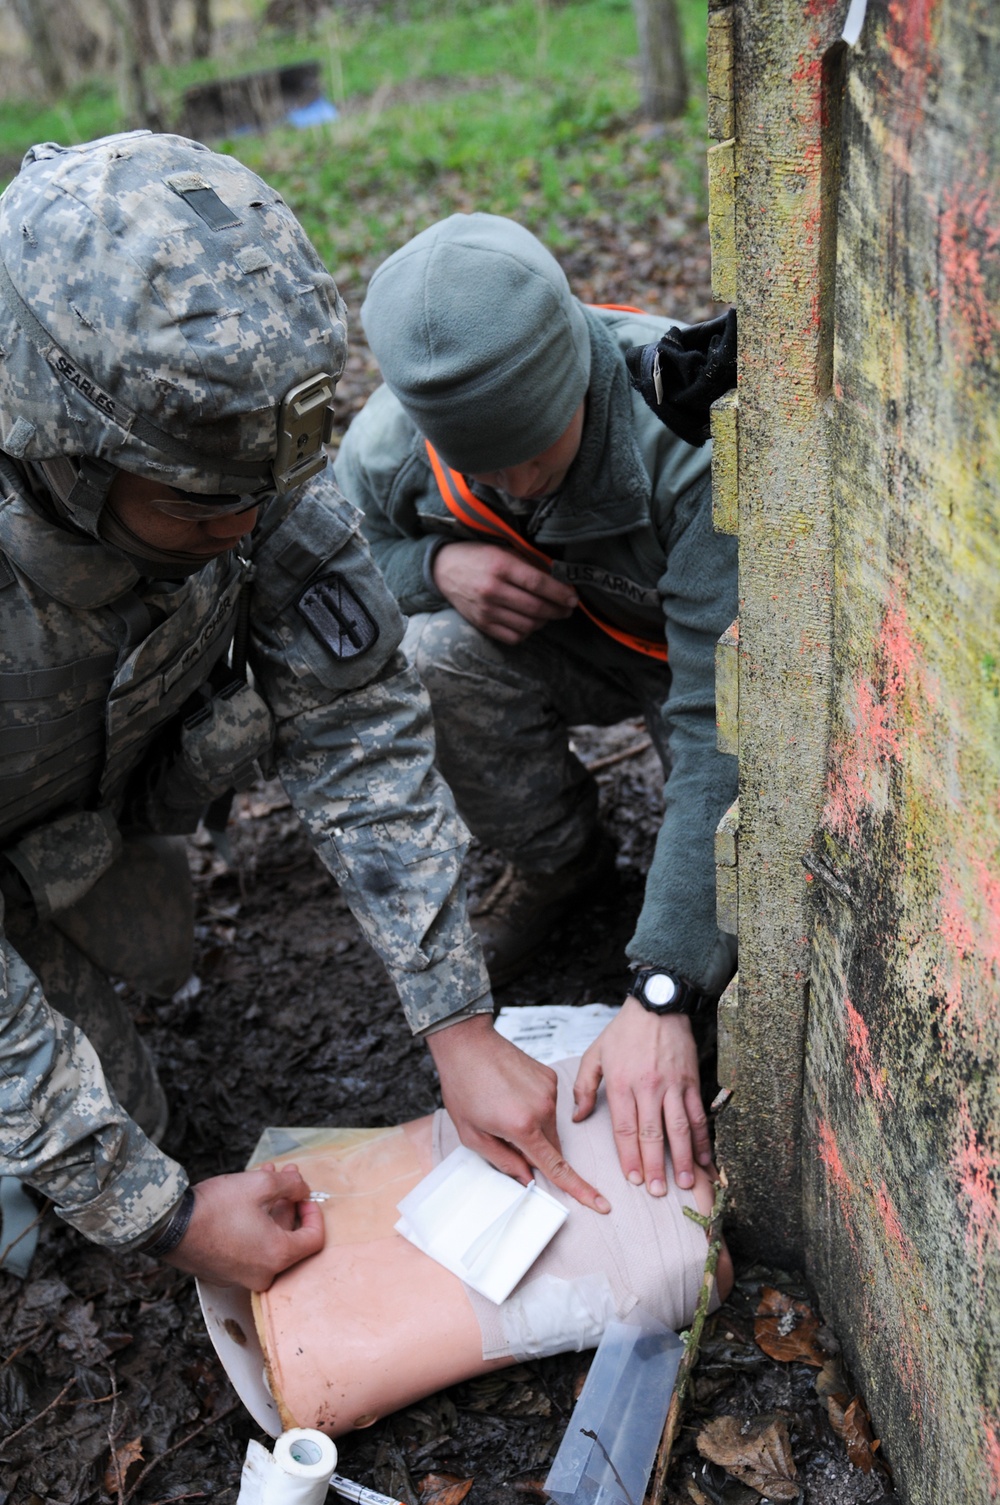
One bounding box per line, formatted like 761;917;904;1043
272;373;336;495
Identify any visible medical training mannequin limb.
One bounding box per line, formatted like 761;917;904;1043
253;1060;733;1437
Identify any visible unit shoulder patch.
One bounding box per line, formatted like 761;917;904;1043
296;573;379;659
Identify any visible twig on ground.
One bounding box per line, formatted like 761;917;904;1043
106;1363;126;1505
0;1376;77;1454
1;1326;48;1368
585;738;652;772
123;1400;240;1503
648;1168;729;1504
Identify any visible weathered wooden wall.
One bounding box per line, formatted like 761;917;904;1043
708;1;1000;1499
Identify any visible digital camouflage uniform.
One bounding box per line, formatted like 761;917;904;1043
0;134;491;1255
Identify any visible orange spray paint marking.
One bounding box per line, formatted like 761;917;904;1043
875;1181;912;1265
981;1410;1000;1500
938;860;1000;1039
972;859;1000;973
940;864;976;961
879;597;920;704
822;749;871;841
817;1116;856;1245
952;1090;1000;1284
982;1410;1000;1500
844;996;893;1102
887;0;936;60
817;1116;847;1183
886;0;938;130
938;182;1000;360
790;52;824;129
823;675;901;837
823;584;926;842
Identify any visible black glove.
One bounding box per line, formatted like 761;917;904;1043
625;308;737;446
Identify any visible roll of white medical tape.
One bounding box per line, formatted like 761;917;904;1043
259;1429;339;1505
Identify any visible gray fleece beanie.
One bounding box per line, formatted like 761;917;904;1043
361;213;591;474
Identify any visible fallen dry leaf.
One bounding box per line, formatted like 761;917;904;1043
417;1472;474;1505
103;1434;144;1496
827;1394;880;1473
814;1357;850;1399
696;1413;800;1500
754;1287;826;1367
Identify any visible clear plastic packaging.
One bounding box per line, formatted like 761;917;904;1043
544;1311;684;1505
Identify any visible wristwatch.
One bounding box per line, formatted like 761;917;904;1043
628;966;715;1016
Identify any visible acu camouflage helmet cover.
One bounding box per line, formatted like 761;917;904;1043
0;131;347;499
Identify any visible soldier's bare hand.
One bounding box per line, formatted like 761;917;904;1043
572;1000;714;1195
162;1163;324;1289
427;1013;610;1213
433;542;577;643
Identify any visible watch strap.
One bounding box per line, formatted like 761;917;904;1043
629;966;715;1016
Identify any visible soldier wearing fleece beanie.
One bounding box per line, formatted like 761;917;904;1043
336;214;737;1200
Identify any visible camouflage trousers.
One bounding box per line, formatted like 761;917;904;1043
5;834;194;1144
403;609;671;874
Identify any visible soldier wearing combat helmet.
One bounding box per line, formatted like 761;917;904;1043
0;133;607;1289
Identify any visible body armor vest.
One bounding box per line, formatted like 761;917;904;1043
0;485;245;847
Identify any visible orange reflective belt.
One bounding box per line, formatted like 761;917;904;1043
425;440;668;663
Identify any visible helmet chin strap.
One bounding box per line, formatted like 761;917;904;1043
36;455;228;577
98;500;227;578
37;455;118;538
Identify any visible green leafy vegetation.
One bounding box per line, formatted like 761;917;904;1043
0;80;119;153
233;0;707;284
0;0;709;289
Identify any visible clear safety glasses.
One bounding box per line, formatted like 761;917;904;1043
147;487;275;520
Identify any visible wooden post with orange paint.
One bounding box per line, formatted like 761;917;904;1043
707;1;1000;1498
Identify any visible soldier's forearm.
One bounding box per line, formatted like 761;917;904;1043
274;659;493;1032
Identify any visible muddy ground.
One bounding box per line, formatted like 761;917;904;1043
1;726;895;1505
1;229;897;1502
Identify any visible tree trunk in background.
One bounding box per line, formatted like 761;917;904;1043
61;0;104;71
100;0;165;129
192;0;213;59
8;0;107;93
632;0;687;122
9;0;66;95
127;0;173;64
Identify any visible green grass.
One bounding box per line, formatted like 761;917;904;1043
233;0;708;279
0;0;709;279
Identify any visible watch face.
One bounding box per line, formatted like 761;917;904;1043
644;972;677;1007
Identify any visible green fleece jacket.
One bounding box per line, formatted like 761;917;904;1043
335;304;738;993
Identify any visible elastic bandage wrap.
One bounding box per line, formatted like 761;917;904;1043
433;1057;717;1361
